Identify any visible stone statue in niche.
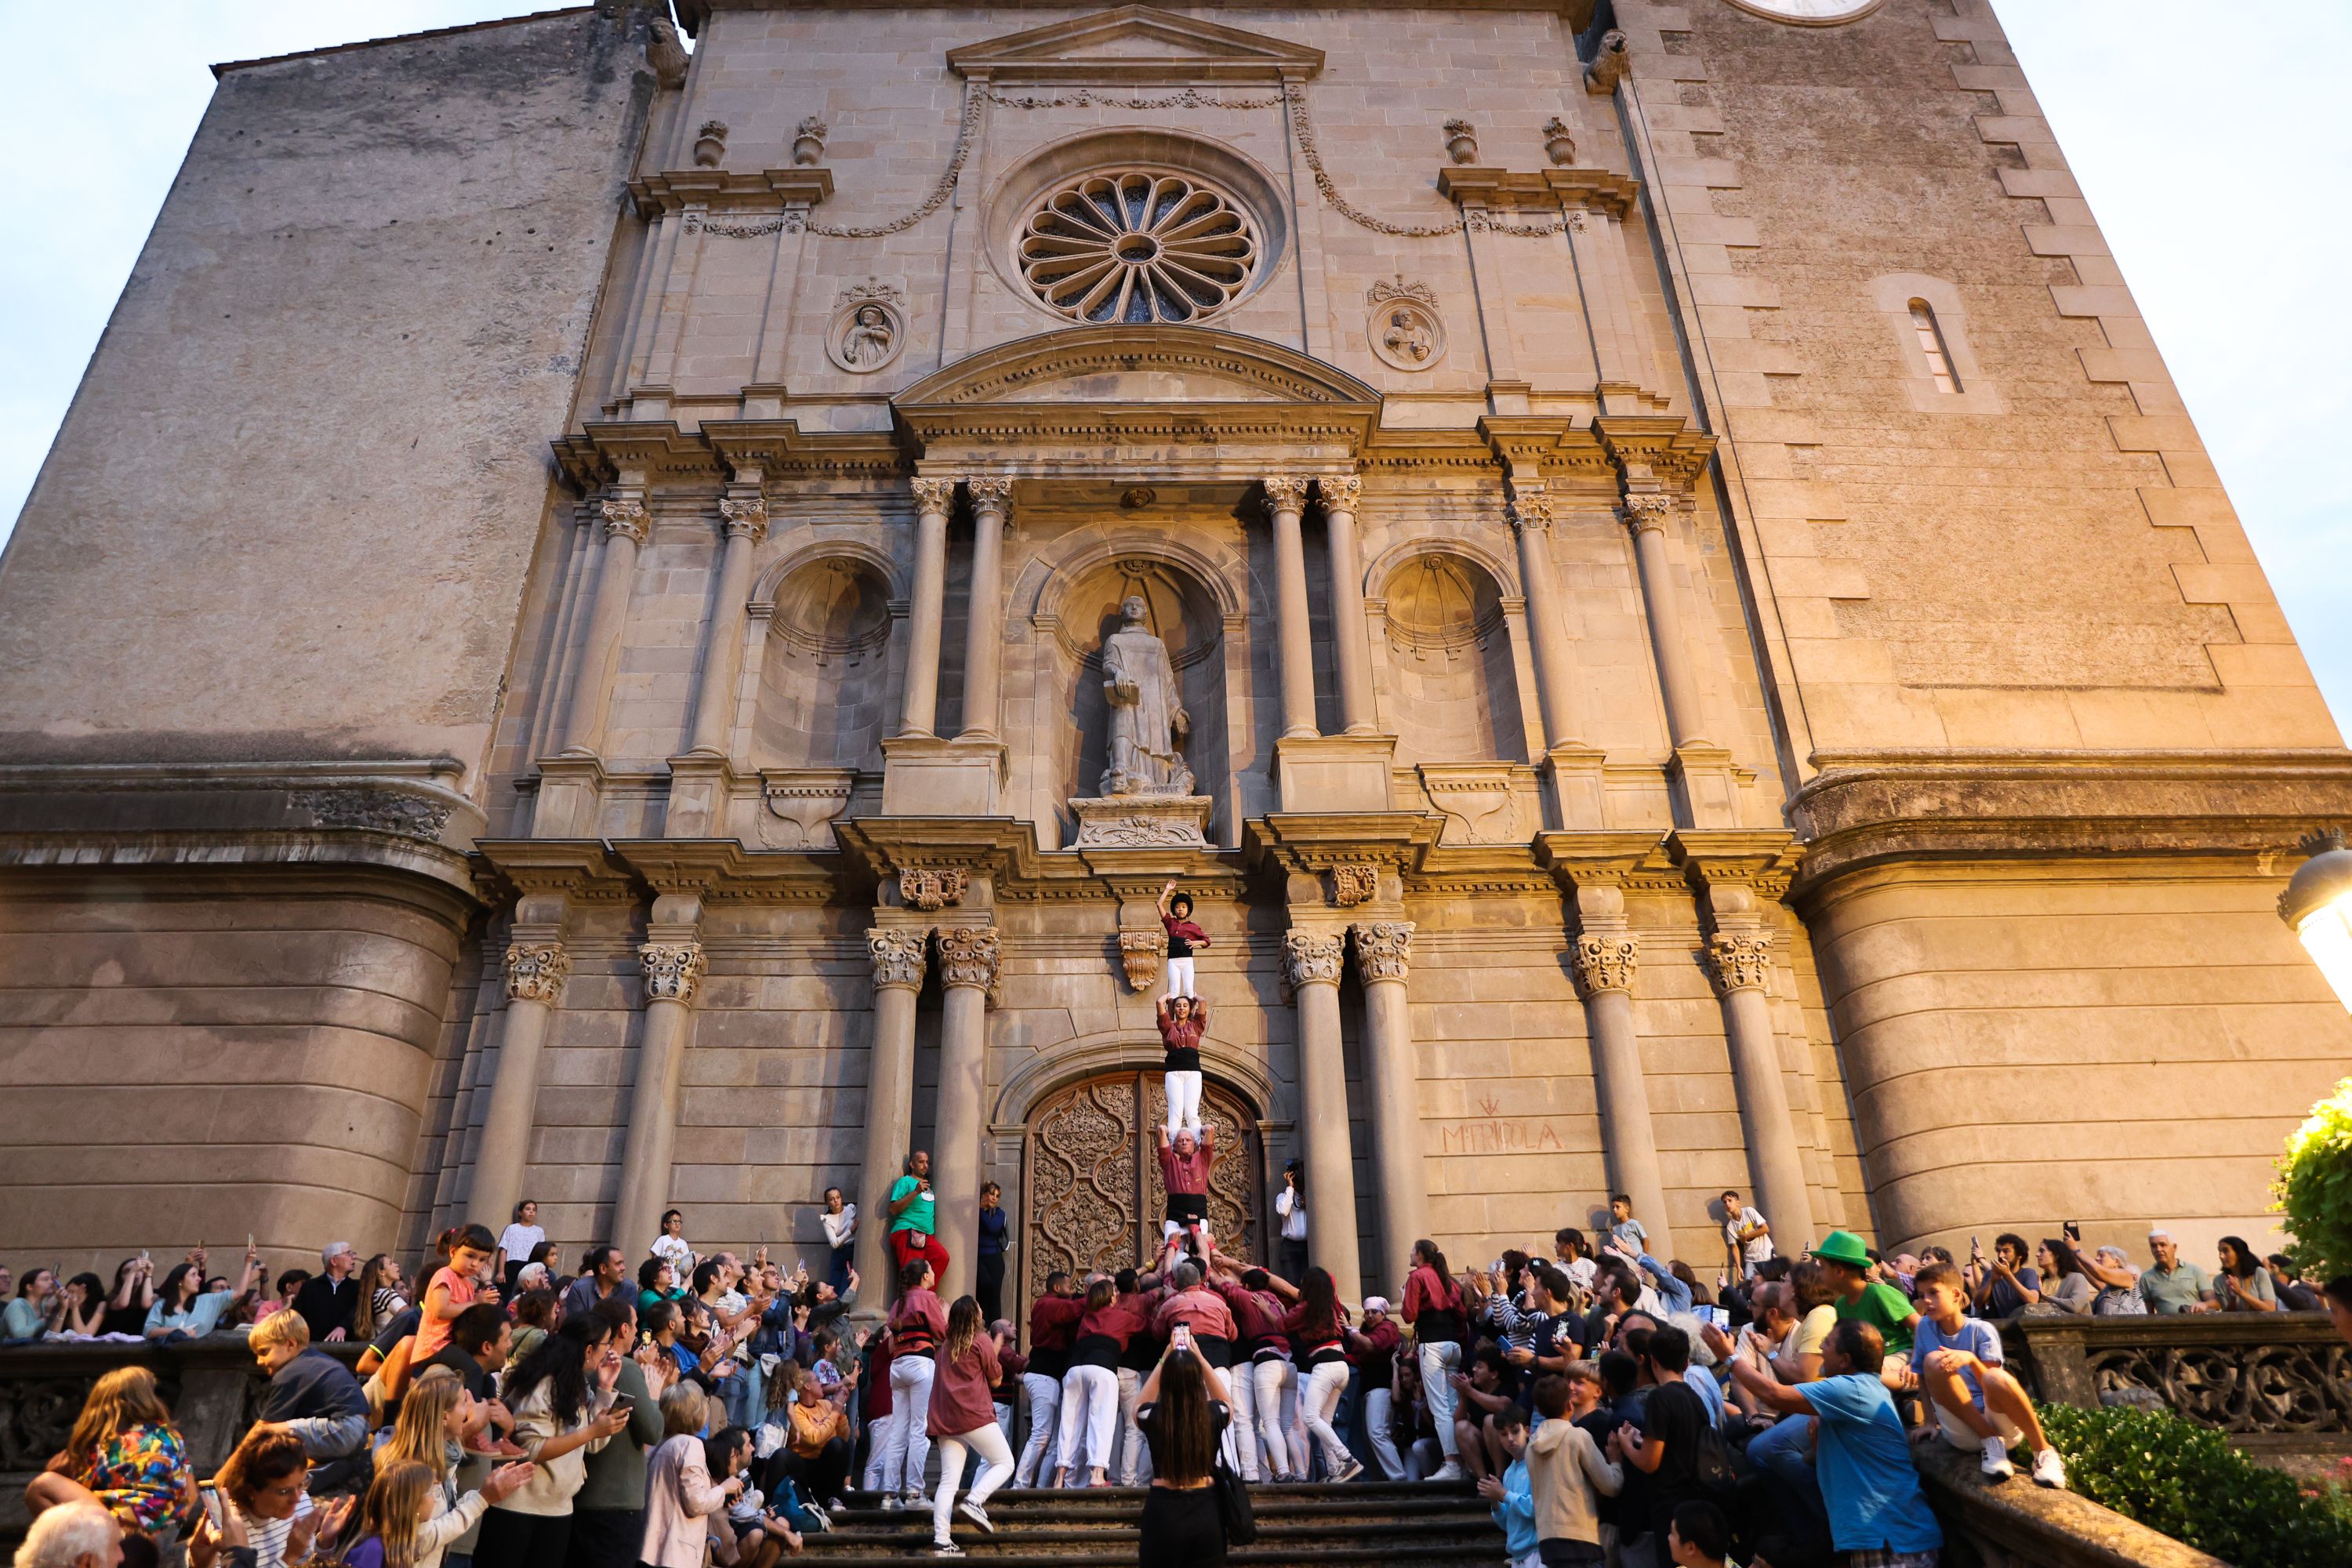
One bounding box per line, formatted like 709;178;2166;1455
1100;594;1194;797
1382;308;1434;365
841;303;895;367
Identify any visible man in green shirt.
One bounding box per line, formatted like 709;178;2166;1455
887;1148;949;1283
1815;1230;1918;1357
2136;1230;2216;1314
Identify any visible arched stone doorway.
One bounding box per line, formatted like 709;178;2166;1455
1019;1072;1261;1312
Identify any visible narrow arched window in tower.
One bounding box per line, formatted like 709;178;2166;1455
1909;299;1962;394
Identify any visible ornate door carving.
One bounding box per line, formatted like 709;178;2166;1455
1022;1072;1259;1321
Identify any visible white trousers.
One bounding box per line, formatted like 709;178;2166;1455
1419;1341;1463;1459
1013;1371;1061;1487
1163;955;1196;998
1364;1386;1406;1480
930;1421;1014;1543
1245;1359;1297;1479
886;1354;935;1495
1163;1069;1203;1134
1116;1366;1152;1486
1301;1359;1353;1477
1056;1364;1120;1474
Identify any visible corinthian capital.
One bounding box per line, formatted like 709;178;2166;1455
1508;486;1555;533
936;925;1002;991
719;495;768;543
504;941;571;1007
866;927;930;992
1318;474;1363;513
1352;920;1414;983
601;495;650;543
1262;475;1312;514
1570;932;1638;998
1620;492;1675;535
964;476;1014;522
1706;931;1773;996
909;477;957;516
1283;929;1345;990
638;940;706;1006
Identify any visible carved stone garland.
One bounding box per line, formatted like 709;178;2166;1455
898;867;968;912
505;942;571;1007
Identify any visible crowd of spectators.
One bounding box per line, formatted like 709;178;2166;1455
9;1189;2352;1568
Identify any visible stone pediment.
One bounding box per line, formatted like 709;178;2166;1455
946;5;1324;85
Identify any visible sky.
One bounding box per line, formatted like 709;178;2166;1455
0;1;2345;731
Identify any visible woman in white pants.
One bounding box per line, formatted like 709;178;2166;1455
1156;996;1207;1138
1272;1266;1364;1481
1353;1298;1408;1481
1401;1240;1469;1483
928;1297;1014;1556
1051;1279;1145;1488
883;1259;947;1507
1014;1275;1081;1486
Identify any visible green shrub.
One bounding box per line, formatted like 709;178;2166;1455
2037;1404;2352;1568
2274;1075;2352;1280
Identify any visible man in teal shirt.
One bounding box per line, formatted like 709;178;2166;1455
887;1148;948;1283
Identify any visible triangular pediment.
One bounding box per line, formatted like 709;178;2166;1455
946;5;1323;86
895;327;1377;411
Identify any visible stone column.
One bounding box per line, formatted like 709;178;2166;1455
1351;921;1428;1284
854;927;929;1294
1506;487;1588;750
1708;929;1817;1254
1621;494;1711;747
1319;475;1377;736
1284;930;1363;1300
470;939;568;1229
897;477;956;737
932;926;1000;1301
612;933;706;1255
1264;476;1319;739
684;495;768;756
955;477;1013;741
561;495;651;756
1570;931;1675;1259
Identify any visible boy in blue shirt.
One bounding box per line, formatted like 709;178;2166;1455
1475;1403;1537;1568
1910;1261;2067;1489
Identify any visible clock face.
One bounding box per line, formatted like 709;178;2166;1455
1725;0;1886;22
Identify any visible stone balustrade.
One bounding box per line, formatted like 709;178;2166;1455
2003;1310;2352;1454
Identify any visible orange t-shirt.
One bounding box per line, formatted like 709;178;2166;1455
411;1265;477;1361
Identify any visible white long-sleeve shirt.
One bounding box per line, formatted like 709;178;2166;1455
822;1204;857;1249
1276;1186;1306;1241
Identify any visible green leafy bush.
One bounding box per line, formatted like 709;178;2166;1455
2276;1076;2352;1281
2038;1404;2352;1568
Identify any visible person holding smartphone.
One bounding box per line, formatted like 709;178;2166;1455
1134;1333;1235;1568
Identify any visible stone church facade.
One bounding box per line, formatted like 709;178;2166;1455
4;0;2348;1301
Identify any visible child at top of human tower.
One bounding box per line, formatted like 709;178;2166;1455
1156;881;1211;1139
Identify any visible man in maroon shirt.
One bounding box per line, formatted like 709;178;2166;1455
1156;1123;1216;1261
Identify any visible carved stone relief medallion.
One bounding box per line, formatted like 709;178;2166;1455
898;866;969;912
1367;278;1446;372
826;279;906;373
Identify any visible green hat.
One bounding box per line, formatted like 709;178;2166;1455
1812;1230;1873;1269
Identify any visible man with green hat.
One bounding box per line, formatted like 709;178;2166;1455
1815;1230;1918;1359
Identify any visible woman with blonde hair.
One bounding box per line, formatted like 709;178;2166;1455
345;1459;435;1568
24;1365;199;1540
641;1384;735;1568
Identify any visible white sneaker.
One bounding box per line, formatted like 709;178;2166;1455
905;1490;928;1510
1980;1436;2015;1483
1335;1459;1366;1483
932;1542;964;1558
880;1495;902;1512
2031;1447;2067;1490
958;1500;994;1534
1428;1461;1464;1483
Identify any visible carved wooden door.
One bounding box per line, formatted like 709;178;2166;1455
1022;1072;1258;1323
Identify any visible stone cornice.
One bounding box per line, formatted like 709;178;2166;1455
1438;165;1640;220
944;5;1327;85
1789;749;2352;899
1594;414;1716;492
1666;829;1804;902
676;0;1601;32
627;167;833;219
473;839;643;904
555;419;904;492
1246;811;1445;877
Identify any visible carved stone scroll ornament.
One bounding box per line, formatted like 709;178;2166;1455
1069;797;1212;848
1319;474;1363;513
289;788;454;842
1706;931;1774;996
1328;864;1379;906
1118;929;1163;993
898;866;968;912
1621;492;1675;535
504;942;571;1007
1508;487;1555;534
638;941;706;1006
1352;921;1414;983
866;927;930;992
601;496;649;544
1283;929;1346;990
936;926;1002;993
1262;474;1312;514
719;495;768;543
966;476;1015;518
1570;932;1639;999
910;476;956;516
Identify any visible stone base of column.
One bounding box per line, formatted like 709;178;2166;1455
1275;734;1396;813
880;733;1007;816
1668;743;1748;831
1069;794;1211;848
531;755;608;839
1541;742;1610;832
663;753;743;840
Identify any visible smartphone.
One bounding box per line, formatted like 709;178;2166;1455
1703;1306;1730;1330
610;1395;635;1416
1171;1324;1193;1352
2063;1220;2082;1243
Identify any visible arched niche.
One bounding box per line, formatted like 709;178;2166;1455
1040;553;1229;840
1379;549;1528;765
752;556;895;769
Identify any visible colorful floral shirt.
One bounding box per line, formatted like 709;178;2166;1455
76;1423;198;1534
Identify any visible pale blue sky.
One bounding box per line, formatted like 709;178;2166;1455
2;2;2343;733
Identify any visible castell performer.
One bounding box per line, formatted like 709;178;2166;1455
1156;1121;1216;1257
1156;880;1209;1000
1156;993;1207;1139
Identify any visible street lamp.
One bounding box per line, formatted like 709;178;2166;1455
2281;829;2352;1012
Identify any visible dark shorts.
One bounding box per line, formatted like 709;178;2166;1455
1166;1192;1208;1225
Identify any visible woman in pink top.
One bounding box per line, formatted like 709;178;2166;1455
881;1261;947;1509
1402;1240;1470;1483
927;1297;1011;1555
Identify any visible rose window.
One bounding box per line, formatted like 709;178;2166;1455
1018;171;1260;325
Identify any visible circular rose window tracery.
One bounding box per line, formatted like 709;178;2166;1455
1018;171;1260;325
